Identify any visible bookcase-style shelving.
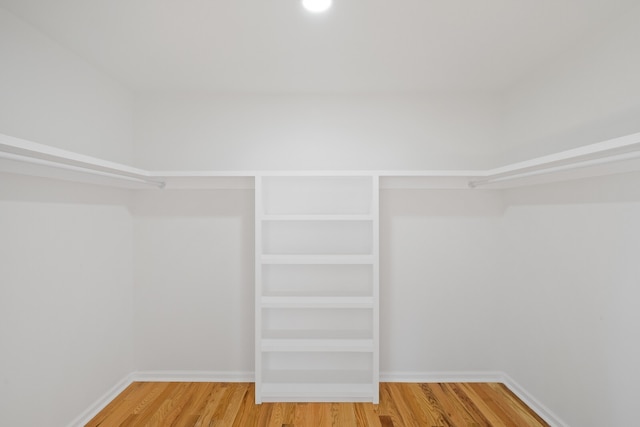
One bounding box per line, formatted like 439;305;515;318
254;174;380;403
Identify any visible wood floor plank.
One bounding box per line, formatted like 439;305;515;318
458;383;507;427
136;382;192;426
253;399;274;427
268;402;291;427
230;383;258;427
86;382;550;426
488;383;550;427
420;383;479;427
205;382;238;425
132;382;181;425
377;382;407;427
379;414;395;427
169;382;218;427
217;383;250;426
302;402;332;427
85;382;146;427
445;382;493;427
418;383;460;427
354;402;382;427
408;382;453;427
91;382;170;427
194;382;232;427
470;382;528;427
331;402;358;426
389;383;435;426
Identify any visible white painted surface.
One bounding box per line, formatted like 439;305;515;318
0;7;132;164
500;2;640;165
133;93;500;171
499;172;640;427
0;174;134;427
0;0;635;93
0;10;135;425
131;190;255;373
0;133;163;189
379;189;506;373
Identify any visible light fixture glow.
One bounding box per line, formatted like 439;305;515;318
302;0;332;13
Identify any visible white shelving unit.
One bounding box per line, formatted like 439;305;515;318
255;174;380;403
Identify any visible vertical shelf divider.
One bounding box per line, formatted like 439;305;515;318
254;175;263;404
371;174;380;404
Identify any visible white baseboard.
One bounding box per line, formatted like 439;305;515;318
132;370;254;382
501;372;569;427
380;370;504;383
66;373;134;427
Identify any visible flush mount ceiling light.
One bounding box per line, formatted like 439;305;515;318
302;0;333;13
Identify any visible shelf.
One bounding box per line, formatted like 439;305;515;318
260;369;375;402
262;264;373;298
262;220;373;256
261;214;374;221
262;329;372;340
261;255;375;265
261;296;374;308
0;133;164;189
467;132;640;188
261;337;373;352
152;171;254;189
260;382;374;403
263;369;372;383
3;131;640;190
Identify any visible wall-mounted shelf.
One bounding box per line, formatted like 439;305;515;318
260;255;375;265
467;132;640;188
261;296;374;309
2;131;640;190
0;133;165;189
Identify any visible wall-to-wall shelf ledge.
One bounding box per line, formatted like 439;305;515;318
468;132;640;189
0;133;165;189
2;131;640;190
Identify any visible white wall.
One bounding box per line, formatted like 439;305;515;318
131;187;508;379
498;172;640;427
380;189;506;374
0;174;134;427
0;7;135;426
0;7;133;164
133;93;501;171
132;190;255;374
499;2;640;165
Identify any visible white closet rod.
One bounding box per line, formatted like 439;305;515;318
468;150;640;188
0;151;166;188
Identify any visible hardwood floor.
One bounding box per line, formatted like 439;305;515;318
86;382;549;426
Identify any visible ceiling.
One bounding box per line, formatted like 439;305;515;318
0;0;636;93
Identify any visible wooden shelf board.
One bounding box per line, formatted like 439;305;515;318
261;337;374;352
261;255;375;265
261;214;374;221
261;296;374;308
